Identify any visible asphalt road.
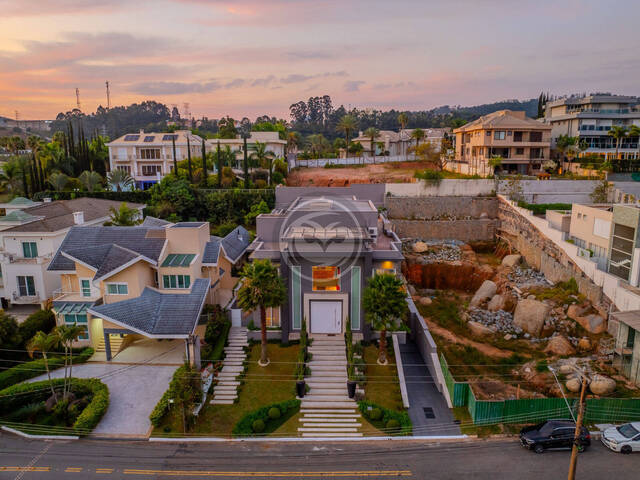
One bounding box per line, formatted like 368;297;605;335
0;434;637;479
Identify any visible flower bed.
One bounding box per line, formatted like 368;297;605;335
232;399;300;437
358;400;411;436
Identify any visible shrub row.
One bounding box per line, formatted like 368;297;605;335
0;377;109;435
516;201;572;215
149;365;189;427
0;348;94;390
232;399;300;437
294;319;308;381
358;400;412;436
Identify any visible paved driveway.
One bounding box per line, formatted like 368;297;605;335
30;363;178;436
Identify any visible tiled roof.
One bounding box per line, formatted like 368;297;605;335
7;196;37;206
221;226;250;263
63;244;140;280
202;236;221;265
2;198;144;233
141;216;172;227
48;226;166;272
0;210;40;223
454;110;550;133
88;279;209;337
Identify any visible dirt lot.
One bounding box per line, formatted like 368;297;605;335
287;161;430;186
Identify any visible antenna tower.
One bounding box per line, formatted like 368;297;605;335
75;88;81;110
105;81;111;110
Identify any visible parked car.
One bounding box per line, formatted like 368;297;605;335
601;423;640;454
520;420;591;454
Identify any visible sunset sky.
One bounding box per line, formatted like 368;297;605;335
1;0;638;120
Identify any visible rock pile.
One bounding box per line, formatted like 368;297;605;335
508;266;548;288
468;308;522;335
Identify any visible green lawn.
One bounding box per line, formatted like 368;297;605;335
155;342;299;437
362;344;404;411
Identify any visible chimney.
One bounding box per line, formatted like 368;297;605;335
73;211;84;225
43;197;52;203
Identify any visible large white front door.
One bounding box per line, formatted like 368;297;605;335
310;301;342;334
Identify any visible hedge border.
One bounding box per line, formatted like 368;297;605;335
149;365;188;427
207;322;231;363
358;400;412;436
0;348;94;391
0;377;109;435
232;399;300;437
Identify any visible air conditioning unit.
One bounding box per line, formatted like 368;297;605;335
367;227;378;239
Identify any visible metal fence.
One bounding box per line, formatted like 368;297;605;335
292;154;416;168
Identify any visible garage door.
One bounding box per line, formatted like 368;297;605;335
310;301;342;334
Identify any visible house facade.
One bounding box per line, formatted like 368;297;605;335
544;95;640;161
0;198;144;311
568;204;613;270
350;128;451;158
107;130;203;190
48;219;249;361
206;131;286;169
451;110;552;176
247;185;403;341
608;310;640;385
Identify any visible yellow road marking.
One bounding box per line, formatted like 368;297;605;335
96;468;115;474
65;467;83;472
123;469;412;477
0;467;50;472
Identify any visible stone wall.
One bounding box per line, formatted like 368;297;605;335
392;218;499;242
497;197;606;307
386;196;498;220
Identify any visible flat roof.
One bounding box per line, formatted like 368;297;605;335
611;310;640;331
287;196;376;213
283;226;370;241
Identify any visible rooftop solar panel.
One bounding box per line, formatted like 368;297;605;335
144;136;155;142
124;134;140;141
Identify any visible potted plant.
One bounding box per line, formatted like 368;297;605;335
347;364;357;399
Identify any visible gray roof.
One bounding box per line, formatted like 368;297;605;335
49;226;166;272
88;279;209;337
7;196;37;206
221;226;250;263
202;236;222;265
2;198;144;233
141;216;172;227
172;222;207;228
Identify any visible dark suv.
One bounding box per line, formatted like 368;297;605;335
520;420;591;454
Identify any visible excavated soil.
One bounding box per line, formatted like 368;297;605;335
287;161;435;186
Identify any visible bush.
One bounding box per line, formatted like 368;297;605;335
369;408;383;420
268;407;281;420
386;419;400;431
149;365;188;427
18;309;56;342
358;401;412;436
0;312;21;350
252;419;265;433
414;169;444;183
0;348;94;390
232;399;300;436
516;201;572;215
72;378;109;433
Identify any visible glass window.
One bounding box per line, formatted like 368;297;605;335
17;276;35;296
494;131;506;140
64;314;89;340
266;307;280;328
22;242;38;258
312;266;340;291
81;279;91;297
162;274;190;289
626;328;636;349
106;283;128;295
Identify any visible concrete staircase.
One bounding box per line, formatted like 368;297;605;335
95;334;124;355
211;327;248;405
298;335;362;437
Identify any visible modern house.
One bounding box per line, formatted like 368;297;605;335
0;197;42;218
544;94;640;161
608;310;640;385
0;198;144;313
107;130;203;190
568;204;613;270
206;131;286;168
247;185;403;341
350;128;451;158
450;110;552;175
48;219;249;361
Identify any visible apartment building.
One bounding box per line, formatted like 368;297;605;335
48;219;249;361
0;198;144;312
451;110;551;175
206;131;286;168
544;95;640;160
107;130;203;190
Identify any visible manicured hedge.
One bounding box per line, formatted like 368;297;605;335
0;348;94;391
232;399;300;436
517;201;572;215
358;400;412;436
149;365;188;427
209;322;231;362
0;377;109;435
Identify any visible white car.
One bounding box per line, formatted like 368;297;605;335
601;422;640;454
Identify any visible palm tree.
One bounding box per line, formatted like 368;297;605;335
364;127;380;162
201;138;208;187
107;169;134;192
629;125;640;163
54;324;86;400
237;259;287;366
336;115;357;158
27;331;60;402
411;128;425;151
362;273;408;365
250;141;276;185
397;113;409;159
286;131;301;156
48;172;69;191
78;171;102;192
109;202;142;226
608;126;628;163
1;157;25;194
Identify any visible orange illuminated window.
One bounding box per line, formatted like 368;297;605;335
312;266;340;291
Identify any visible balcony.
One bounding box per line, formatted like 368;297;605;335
12;290;41;304
53;289;101;303
2;253;52;265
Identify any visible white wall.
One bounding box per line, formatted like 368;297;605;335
386;179;496;197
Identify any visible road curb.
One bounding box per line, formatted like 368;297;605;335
149;435;470;443
1;426;79;440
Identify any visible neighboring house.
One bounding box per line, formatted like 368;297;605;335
451;110;552;176
0;198;144;310
606;204;640;285
544;94;640;161
568;204;613;271
349;128;451;157
248;186;403;342
107;130;203;190
47;220;249;361
206;131;286;169
0;197;42;218
608;310;640;385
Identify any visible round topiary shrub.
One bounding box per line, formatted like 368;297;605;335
369;408;383;421
386;419;400;431
252;419;265;433
268;407;281;420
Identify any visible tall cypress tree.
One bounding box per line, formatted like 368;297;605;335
201;138;207;187
216;141;222;189
21;166;29;198
31;153;40;192
243;136;250;188
38;157;45;191
186;136;193;183
172;136;178;176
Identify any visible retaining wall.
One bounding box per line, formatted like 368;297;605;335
392;219;499;242
385;196;498;220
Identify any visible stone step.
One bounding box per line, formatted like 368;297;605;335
298;427;359;433
214;385;237;391
301;418;360;424
224;347;246;352
217;372;241;379
303;394;352;401
216;381;240;387
300;409;357;414
307;382;346;389
224;361;244;367
308;388;348;396
221;365;243;373
301;432;363;438
301;422;362;428
309;351;345;357
310;367;347;374
308;377;348;383
213;394;237;400
309;360;347;367
210;399;234;405
301;402;357;409
311;341;345;346
302;414;360;419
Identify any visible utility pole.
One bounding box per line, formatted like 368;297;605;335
105;81;111;110
75;88;81;110
567;374;588;480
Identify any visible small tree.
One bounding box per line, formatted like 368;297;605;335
237;259;287;366
488;155;503;170
364;127;380;161
362;273;408;365
54;324;86;400
590;178;612;203
108;202;142;226
107;169;134;192
27;331;60;402
506;174;524;202
78;170;102;192
48;172;69;191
